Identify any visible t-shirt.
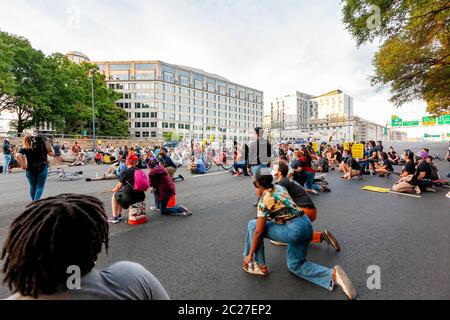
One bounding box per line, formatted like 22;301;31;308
347;157;361;170
292;159;307;186
368;147;379;159
402;161;416;174
2;142;11;155
53;144;61;156
334;151;343;163
257;185;301;222
277;177;315;209
6;261;170;300
162;156;176;169
415;161;432;180
380;159;394;172
318;157;329;172
18;146;49;173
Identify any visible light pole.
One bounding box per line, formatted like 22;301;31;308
91;72;96;150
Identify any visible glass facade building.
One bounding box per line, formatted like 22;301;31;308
94;60;264;142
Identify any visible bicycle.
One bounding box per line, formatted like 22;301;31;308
48;167;83;181
205;148;234;171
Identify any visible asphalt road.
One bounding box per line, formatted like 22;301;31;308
0;142;449;299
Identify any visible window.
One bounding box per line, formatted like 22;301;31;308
178;124;185;129
110;64;131;71
179;105;190;113
162;122;169;129
194;99;203;106
110;73;129;81
163;94;176;102
142;112;150;118
184;124;190;130
150;112;158;118
163;113;175;120
142;122;150;128
164;72;174;83
164;84;175;92
163;103;175;111
179;114;190;121
180;97;190;104
219;86;226;95
194;80;203;89
135;71;155;80
135;122;141;128
142;132;149;138
207;110;215;116
194;116;203;124
207;83;215;92
229;89;236;97
207;118;215;124
135;112;141;118
135;63;158;70
151;131;157;138
150;122;157;128
207;93;215;100
180;76;190;87
194;107;203;115
180;88;190;96
136;93;151;99
194;90;203;98
135;131;141;138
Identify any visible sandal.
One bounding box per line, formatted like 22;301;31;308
243;262;269;276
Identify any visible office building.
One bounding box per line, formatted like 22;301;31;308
93;60;264;143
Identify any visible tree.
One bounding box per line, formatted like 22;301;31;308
0;31;129;136
342;0;450;114
0;31;53;132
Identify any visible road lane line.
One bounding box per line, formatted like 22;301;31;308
191;171;229;178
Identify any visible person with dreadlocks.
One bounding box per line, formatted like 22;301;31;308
1;194;169;300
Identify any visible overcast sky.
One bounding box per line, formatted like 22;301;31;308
0;0;433;136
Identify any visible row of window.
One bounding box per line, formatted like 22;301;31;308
108;81;262;103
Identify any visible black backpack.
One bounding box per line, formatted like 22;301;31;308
30;135;48;173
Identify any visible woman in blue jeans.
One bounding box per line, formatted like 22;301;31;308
16;135;53;201
243;169;356;300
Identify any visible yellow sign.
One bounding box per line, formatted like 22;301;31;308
362;186;390;193
311;142;318;153
352;143;364;159
202;138;207;145
343;142;353;151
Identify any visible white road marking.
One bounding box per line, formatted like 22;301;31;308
191;171;229;178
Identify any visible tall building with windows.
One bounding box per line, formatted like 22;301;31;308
93;60;264;142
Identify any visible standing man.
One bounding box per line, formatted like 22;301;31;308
246;127;273;206
71;141;81;159
2;138;12;175
53;141;62;165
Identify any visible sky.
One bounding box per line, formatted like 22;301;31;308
0;0;438;137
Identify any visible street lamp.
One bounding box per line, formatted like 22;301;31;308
90;71;96;150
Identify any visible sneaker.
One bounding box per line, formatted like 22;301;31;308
179;175;185;181
234;171;242;177
446;191;450;199
85;178;92;182
180;205;192;215
307;189;319;195
117;215;124;222
243;262;269;276
270;240;288;246
415;185;421;194
425;187;437;193
321;185;331;192
321;230;341;251
150;206;160;212
333;265;357;300
253;202;258;207
108;216;121;224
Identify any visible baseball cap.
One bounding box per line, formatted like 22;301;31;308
417;150;428;159
254;127;262;134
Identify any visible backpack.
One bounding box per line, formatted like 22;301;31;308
133;169;150;192
429;163;440;181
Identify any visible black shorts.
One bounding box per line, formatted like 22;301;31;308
115;189;145;209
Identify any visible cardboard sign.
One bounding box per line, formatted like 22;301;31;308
352;143;364;159
343;142;352;151
311;142;318;153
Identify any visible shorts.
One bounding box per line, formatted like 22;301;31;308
115;189;145;209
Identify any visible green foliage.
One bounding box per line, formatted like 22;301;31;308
342;0;450;114
0;30;129;136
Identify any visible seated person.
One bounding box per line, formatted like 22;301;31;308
316;154;329;173
387;146;400;165
109;155;146;224
392;150;419;194
95;151;104;164
1;194;169;300
86;158;127;182
375;152;394;177
341;151;362;180
189;156;206;175
159;147;184;182
414;150;435;193
69;151;88;167
147;158;192;216
366;141;379;174
426;156;440;181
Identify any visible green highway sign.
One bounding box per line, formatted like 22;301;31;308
422;116;437;125
402;120;419;126
391;117;402;126
438;115;450;125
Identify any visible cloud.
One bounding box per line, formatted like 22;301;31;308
0;0;429;136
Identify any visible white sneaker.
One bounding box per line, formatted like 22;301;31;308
446;191;450;199
334;265;357;300
415;186;421;194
